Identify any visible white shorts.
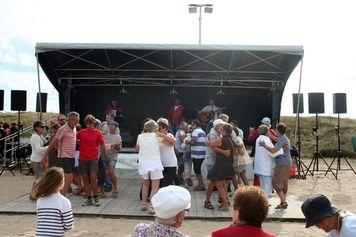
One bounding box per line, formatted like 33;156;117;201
141;170;163;180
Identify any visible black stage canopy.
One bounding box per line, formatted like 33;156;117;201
36;43;303;144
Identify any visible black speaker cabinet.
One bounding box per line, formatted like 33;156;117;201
11;90;27;111
0;90;4;111
333;93;347;114
36;93;48;113
308;93;324;114
293;93;304;114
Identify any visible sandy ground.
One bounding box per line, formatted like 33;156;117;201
1;160;356;237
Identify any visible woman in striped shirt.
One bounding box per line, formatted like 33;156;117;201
33;167;74;237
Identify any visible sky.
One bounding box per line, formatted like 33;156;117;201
0;0;355;118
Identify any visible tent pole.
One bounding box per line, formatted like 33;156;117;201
36;55;43;121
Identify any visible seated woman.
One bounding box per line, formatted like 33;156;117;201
211;186;276;237
132;185;191;237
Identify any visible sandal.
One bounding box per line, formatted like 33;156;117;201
149;206;155;214
141;203;147;211
204;201;214;210
275;202;288;209
112;189;119;198
218;205;229;212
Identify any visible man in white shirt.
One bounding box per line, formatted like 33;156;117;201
253;125;282;196
302;194;356;237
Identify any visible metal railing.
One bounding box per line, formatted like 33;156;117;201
0;116;58;173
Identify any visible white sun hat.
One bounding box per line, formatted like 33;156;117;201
151;185;191;219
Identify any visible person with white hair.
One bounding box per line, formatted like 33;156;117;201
254;125;283;197
136;119;164;214
132;185;191;237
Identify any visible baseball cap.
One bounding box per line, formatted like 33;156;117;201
213;119;226;127
152;185;191;219
107;120;118;127
301;194;340;228
261;117;271;126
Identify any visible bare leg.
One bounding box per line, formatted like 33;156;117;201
90;172;98;196
205;181;215;203
61;173;73;195
196;173;204;186
215;181;228;209
232;174;239;190
150;179;160;201
239;171;249;186
141;179;150;204
108;166;118;190
81;175;91;197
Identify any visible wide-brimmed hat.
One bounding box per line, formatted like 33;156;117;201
301;194;340;228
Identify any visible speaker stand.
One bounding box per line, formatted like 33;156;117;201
294;113;309;179
305;114;334;177
325;114;356;179
0;154;15;176
15;111;32;174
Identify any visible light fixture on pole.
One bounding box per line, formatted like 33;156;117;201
188;4;213;44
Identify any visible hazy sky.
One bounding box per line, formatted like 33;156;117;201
0;0;355;118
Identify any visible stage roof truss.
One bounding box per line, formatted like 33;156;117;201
36;43;303;90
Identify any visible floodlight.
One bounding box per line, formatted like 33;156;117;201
189;6;197;13
204;6;213;13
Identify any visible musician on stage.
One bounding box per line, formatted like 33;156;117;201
168;98;184;135
200;99;220;134
104;100;123;123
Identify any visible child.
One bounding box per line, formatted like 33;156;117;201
102;120;122;198
34;167;74;236
136;119;163;214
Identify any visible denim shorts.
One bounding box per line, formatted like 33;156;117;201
206;164;214;172
103;159;117;168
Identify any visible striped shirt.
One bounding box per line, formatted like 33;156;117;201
190;127;206;159
36;192;74;237
55;124;76;158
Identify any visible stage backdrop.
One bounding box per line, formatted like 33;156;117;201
73;86;278;145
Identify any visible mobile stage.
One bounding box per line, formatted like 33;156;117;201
36;43;303;145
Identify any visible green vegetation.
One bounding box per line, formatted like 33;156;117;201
0;112;58;128
280;116;356;159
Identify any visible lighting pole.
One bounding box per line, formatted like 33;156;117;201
188;4;213;44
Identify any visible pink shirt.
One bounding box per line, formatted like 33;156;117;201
55;124;76;158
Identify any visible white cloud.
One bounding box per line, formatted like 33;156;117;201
18;53;35;67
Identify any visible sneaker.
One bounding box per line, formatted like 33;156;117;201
93;197;101;206
82;199;93;207
193;184;206;191
149;206;155;214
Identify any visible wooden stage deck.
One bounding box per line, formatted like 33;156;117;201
0;177;305;221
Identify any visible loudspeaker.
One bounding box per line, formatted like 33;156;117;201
308;93;324;114
36;93;48;113
0;90;4;111
293;93;304;114
333;93;347;114
11;90;27;111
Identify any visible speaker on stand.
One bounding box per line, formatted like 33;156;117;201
292;93;309;179
0;90;4;111
10;90;31;174
305;93;334;177
325;93;356;179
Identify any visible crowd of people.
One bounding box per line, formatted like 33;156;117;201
25;98;356;237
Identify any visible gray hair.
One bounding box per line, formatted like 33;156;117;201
157;118;169;128
219;114;229;123
143;119;159;133
156;216;177;226
67;111;79;120
258;125;269;135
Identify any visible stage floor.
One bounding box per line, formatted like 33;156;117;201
0;177;304;221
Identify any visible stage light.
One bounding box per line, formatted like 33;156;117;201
204;6;213;13
189;6;197;13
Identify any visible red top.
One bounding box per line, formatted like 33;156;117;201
212;225;276;237
168;105;184;124
248;129;277;144
77;128;105;160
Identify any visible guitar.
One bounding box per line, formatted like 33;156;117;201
199;106;226;124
